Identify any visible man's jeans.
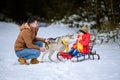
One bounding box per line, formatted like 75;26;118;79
16;41;43;60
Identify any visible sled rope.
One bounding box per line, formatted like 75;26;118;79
61;38;69;52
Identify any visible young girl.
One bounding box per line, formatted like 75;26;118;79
67;27;91;59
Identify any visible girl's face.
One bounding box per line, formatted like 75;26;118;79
79;32;84;36
29;20;38;28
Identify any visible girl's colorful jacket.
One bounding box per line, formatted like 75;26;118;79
72;33;91;54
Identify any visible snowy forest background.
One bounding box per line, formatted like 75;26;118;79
0;0;120;43
0;0;120;29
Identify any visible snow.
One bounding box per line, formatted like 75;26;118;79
0;22;120;80
38;23;76;38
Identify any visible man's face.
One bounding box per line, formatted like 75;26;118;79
29;20;38;28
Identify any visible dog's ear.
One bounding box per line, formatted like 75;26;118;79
65;34;71;39
69;34;74;39
68;34;70;37
65;34;69;38
67;33;74;38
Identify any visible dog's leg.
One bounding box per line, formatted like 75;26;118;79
48;50;54;62
41;51;48;62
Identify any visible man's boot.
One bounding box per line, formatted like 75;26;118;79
18;58;28;65
31;58;39;64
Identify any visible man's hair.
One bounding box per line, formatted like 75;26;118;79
27;16;38;25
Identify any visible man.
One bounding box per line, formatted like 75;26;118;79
14;17;49;65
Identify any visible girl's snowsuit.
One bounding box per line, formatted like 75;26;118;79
66;33;91;59
59;33;90;59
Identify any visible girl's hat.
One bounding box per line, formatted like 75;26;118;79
79;27;88;34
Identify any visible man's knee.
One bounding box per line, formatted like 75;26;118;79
35;50;40;57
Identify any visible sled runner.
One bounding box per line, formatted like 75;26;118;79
57;35;100;62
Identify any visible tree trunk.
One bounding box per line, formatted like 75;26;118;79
110;0;115;24
95;0;101;32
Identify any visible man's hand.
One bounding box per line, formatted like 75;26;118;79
40;47;45;52
45;39;50;43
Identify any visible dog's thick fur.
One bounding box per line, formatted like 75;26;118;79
40;34;75;62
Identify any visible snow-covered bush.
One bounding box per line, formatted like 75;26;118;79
96;28;120;44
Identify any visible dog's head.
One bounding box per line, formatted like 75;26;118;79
61;34;76;44
47;34;75;44
47;38;58;43
44;38;58;49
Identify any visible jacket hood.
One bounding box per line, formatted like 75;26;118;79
20;23;30;31
20;23;39;32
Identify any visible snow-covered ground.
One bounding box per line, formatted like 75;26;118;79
0;22;120;80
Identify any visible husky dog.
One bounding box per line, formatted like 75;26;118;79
40;34;75;62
